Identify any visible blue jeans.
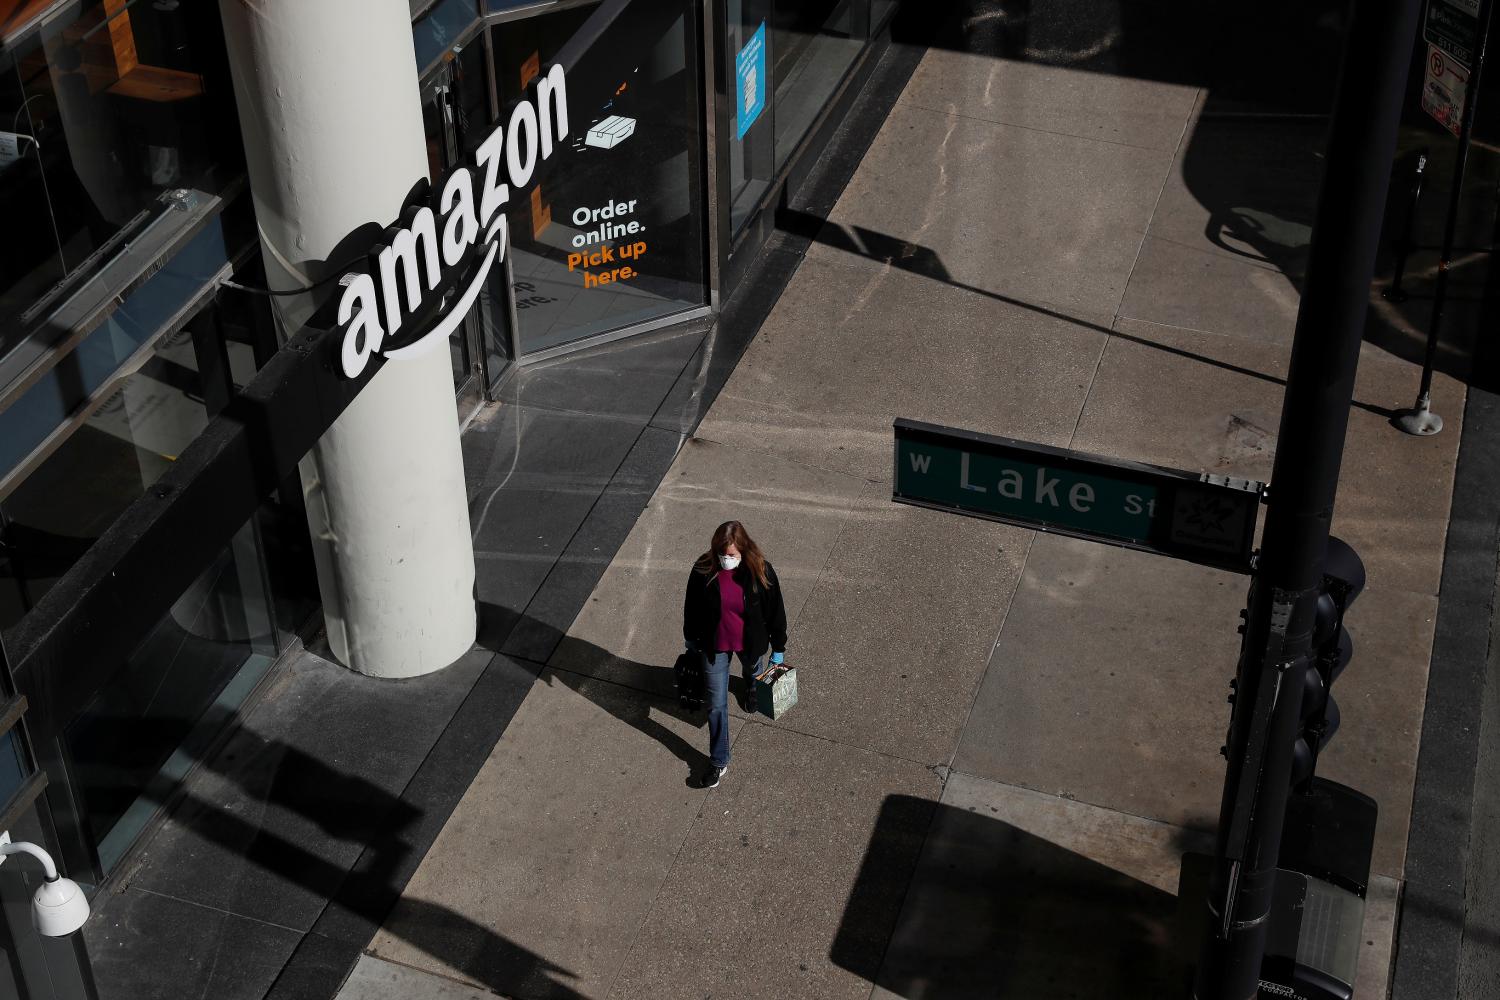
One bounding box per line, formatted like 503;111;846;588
705;650;763;768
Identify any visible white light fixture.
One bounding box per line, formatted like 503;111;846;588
0;831;90;937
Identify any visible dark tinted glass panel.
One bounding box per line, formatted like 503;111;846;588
0;729;23;807
0;57;66;348
0;319;209;631
491;0;707;355
0;0;238;353
215;282;322;640
771;0;868;167
413;0;481;74
63;519;274;873
726;0;774;234
0;217;227;495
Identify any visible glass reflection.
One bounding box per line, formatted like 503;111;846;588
0;300;279;875
771;0;868;167
491;0;707;355
67;518;275;875
0;0;236;354
726;0;774;234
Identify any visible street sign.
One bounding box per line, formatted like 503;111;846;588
892;418;1264;573
1424;0;1481;69
1422;43;1470;135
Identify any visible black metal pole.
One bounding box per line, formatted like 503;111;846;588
1400;0;1494;435
1194;0;1422;996
1384;148;1428;302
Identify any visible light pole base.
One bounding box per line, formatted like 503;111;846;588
1396;398;1444;436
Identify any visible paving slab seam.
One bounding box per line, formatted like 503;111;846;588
196;933;230;1000
685;426;888;488
848;766;950;1000
1061;218;1161;457
506;419;683;639
1078;83;1197;449
598;745;720;1000
943;764;1219;840
893;94;1189;155
120;884;311;936
734;713;951;772
354;949;512;999
1141;232;1290;274
941;532;1041;777
1062;80;1195;454
780;471;873;635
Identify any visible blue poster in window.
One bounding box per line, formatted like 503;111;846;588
735;22;767;140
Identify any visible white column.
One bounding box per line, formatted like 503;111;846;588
218;0;476;677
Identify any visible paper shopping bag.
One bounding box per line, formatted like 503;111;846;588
754;663;798;719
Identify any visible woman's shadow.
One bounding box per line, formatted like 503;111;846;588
477;600;758;788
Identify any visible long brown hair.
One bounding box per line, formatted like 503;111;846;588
694;520;771;589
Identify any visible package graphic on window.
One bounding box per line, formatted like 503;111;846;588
736;22;767;140
585;115;636;149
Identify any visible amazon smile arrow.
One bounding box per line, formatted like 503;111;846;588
337;64;570;379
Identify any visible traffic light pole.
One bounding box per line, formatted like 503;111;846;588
1193;1;1422;997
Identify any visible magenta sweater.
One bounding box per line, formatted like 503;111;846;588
715;571;746;652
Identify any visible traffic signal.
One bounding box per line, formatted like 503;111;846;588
1291;536;1365;787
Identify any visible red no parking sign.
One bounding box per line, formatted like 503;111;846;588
1422;42;1470;137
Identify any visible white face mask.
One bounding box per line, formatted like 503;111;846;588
719;554;741;571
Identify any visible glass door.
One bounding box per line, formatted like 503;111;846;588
421;41;515;403
490;0;709;358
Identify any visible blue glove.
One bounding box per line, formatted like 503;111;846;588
770;651;784;666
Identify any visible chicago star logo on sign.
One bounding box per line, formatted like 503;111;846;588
335;65;571;379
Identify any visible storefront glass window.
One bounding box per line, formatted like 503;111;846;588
726;0;774;234
490;0;708;356
0;0;238;357
413;0;481;75
0;217;228;502
770;0;869;168
1;319;212;631
0;281;284;876
0;729;23;805
420;38;501;392
725;0;872;236
66;522;275;875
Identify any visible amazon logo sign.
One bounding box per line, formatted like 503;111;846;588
336;64;570;378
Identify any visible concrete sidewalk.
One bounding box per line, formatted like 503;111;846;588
342;39;1466;1000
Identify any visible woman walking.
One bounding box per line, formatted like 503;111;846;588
682;520;788;788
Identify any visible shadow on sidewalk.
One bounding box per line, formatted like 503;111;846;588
477;599;725;787
832;794;1195;999
878;0;1496;396
776;207;1403;422
81;713;589;1000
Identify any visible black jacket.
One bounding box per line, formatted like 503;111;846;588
682;561;788;660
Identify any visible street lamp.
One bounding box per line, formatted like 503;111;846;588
0;831;90;937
